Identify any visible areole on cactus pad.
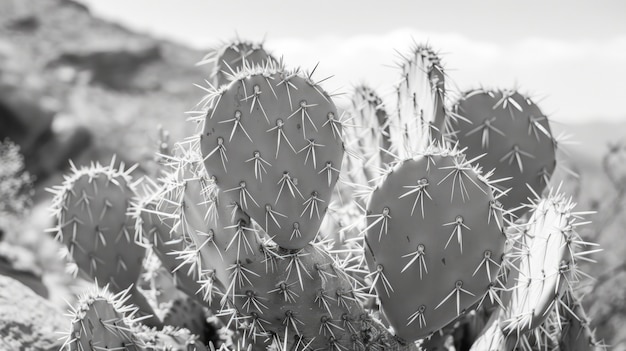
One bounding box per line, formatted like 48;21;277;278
364;145;507;341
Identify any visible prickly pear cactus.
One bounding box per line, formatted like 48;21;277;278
199;63;344;249
364;145;506;341
450;89;557;216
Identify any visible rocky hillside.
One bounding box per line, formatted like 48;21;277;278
0;0;212;193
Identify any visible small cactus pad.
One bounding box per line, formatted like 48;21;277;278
49;159;144;291
199;64;344;249
365;146;506;341
199;39;276;87
451;89;556;216
61;286;143;351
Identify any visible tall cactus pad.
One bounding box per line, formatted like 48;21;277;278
49;160;145;291
392;44;447;157
365;147;506;341
451;89;556;215
200;64;344;249
500;191;596;334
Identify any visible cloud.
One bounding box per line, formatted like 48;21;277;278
264;30;626;124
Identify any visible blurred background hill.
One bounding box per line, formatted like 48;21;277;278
0;0;624;349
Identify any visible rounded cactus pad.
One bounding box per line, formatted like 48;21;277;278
364;146;506;341
49;158;145;291
451;89;557;216
199;64;344;249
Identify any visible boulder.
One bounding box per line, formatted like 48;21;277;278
0;275;67;351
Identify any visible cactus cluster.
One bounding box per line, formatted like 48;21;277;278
48;38;605;351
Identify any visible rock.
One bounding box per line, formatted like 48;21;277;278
51;41;162;91
0;242;48;298
0;275;67;351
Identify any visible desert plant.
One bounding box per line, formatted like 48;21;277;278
49;39;605;351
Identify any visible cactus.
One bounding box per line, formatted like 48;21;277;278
450;89;557;216
198;62;344;250
364;145;506;341
47;38;606;351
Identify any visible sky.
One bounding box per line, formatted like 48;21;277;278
77;0;626;124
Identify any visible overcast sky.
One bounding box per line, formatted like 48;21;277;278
78;0;626;124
